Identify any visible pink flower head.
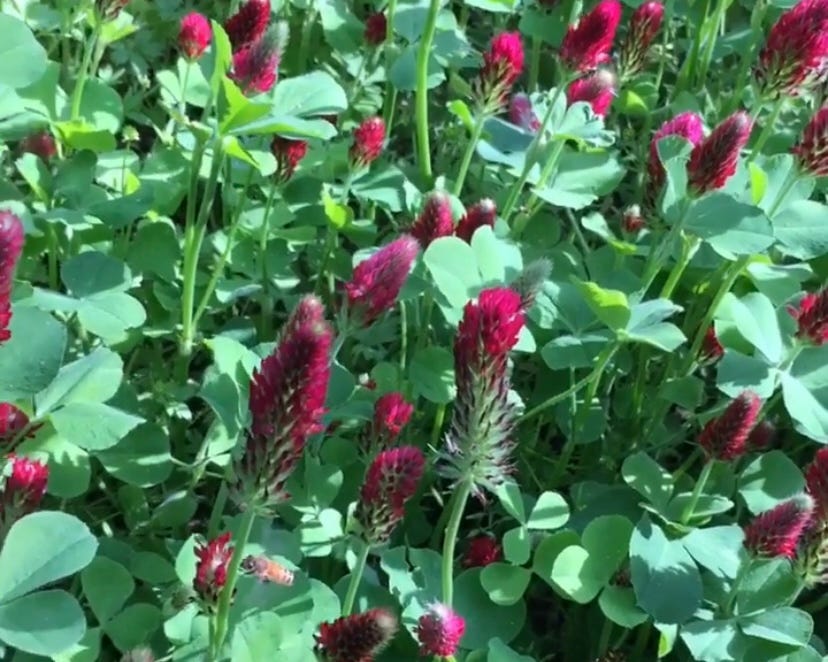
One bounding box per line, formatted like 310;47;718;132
315;609;398;662
747;419;776;452
364;13;387;46
231;25;285;95
508;93;540;132
566;69;616;116
0;404;36;446
271;136;308;182
344;235;419;326
415;603;466;657
179;12;212;61
4;454;48;513
789;288;828;345
621;204;645;233
411;192;454;248
744;494;814;559
193;532;234;608
456;287;524;367
365;392;414;451
647;112;705;194
700;327;724;362
0;211;25;344
793;107;828;177
350;116;386;168
698;391;762;462
462;534;502;567
619;1;664;76
688;111;753;194
481;32;525;91
455;198;497;243
356;445;425;543
806;447;828;523
19;132;56;162
224;0;271;50
755;0;828;97
559;0;622;72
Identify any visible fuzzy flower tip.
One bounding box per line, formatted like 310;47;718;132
179;13;212;60
790;287;828;345
231;23;287;95
344;235;419;326
193;532;234;608
456;199;497;244
20;132;56;162
647;112;705;194
316;609;398;662
512;258;552;310
688;112;753;194
700;327;724;362
745;495;814;559
755;0;828;97
559;0;622;72
350;116;386;168
364;392;414;452
225;0;271;50
0;403;35;446
566;70;616;117
806;447;828;523
364;13;387;46
271;136;308;182
698;391;762;462
793;108;828;177
508;93;540;132
415;603;466;657
619;1;664;76
356;446;425;544
462;535;502;567
411;192;454;248
0;211;25;344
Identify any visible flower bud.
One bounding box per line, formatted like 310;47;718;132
455;198;497;244
350;116;386;168
0;404;37;446
193;532;234;610
364;13;387;46
231;24;287;95
462;534;502;567
225;0;271;50
271;136;308;182
687;111;752;194
559;0;622;72
0;211;25;344
646;112;705;197
179;12;212;61
700;327;724;362
19;132;57;162
621;204;645;233
362;392;414;452
698;391;762;462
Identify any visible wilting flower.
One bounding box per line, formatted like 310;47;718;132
231;23;288;94
344;235;419;326
647;112;705;196
508;93;540;131
415;603;466;657
362;393;414;452
755;0;828;97
698;391;762;462
0;211;25;344
687;112;753;194
179;12;212;60
193;532;234;609
747;419;776;452
411;192;454;248
19;132;56;162
271;136;308;182
355;446;425;544
225;0;271;50
316;609;398;662
789;287;828;345
364;13;387;46
700;327;724;362
566;70;616;116
559;0;622;72
232;296;332;513
621;204;645;233
462;534;502;567
350;116;386;168
745;495;814;559
455;199;497;244
475;32;524;110
619;1;664;77
0;404;37;446
793;107;828;177
512;258;552;310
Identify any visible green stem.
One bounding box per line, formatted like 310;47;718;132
802;592;828;614
46;226;59;290
638;202;690;298
512;138;567;237
749;96;785;160
415;292;435;352
342;544;371;616
724;558;751;616
677;0;712;94
659;235;700;299
631;622;651;662
696;0;729;86
520;370;595;423
596;618;613;658
70;21;102;121
414;0;441;185
725;0;767;114
430;404;446;448
206;483;229;539
296;2;317;72
680;458;715;525
441;480;472;606
452;114;487;196
528;37;542;92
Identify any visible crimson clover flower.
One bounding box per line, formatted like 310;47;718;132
19;132;56;162
225;0;271;50
411;192;454;248
621;204;645;233
362;392;414;453
619;1;664;77
364;13;387;46
193;532;234;609
789;287;828;345
179;13;212;61
271;136;308;182
0;454;48;536
745;495;814;559
0;211;25;345
316;608;398;662
806;447;828;523
687;111;753;194
647;112;705;199
508;93;540;132
350;116;386;168
462;534;502;567
747;419;776;452
455;198;497;244
231;24;288;95
566;70;616;117
700;327;724;362
415;603;466;657
559;0;622;72
698;391;762;462
475;32;525;110
793;107;828;177
0;404;37;446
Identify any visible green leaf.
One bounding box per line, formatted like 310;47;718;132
0;15;47;89
681;526;744;579
97;423;173;487
322;187;353;229
0;511;97;603
727;293;783;364
487;638;535;662
623;322;686;352
574;280;630;331
51;626;101;662
77;292;146;341
271;72;348;118
781;373;828;443
533;150;625;210
503;527;531;565
681;619;749;662
599;586;648;628
0;590;85;655
81;557;134;624
480;564;531;606
104;603;162;652
738;559;802;615
35;347;123;416
740;607;813;647
409;347;456;404
717;350;777;399
454;569;526;648
622;452;673;513
231;613;284;662
526;491;569;530
773;200;828;259
51;402;143;451
495;480;526;523
71;80;123;134
739;451;805;515
684;193;774;258
532;530;582;586
0;307;66;402
17;432;90;499
423;236;480;310
549;545;603;603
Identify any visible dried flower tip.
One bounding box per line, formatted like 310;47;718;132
411;192;454;248
700;327;724;362
744;494;814;559
350;116;386;168
271;136;308;182
512;258;552;310
508;93;540;132
364;13;387;46
364;392;414;452
790;287;828;345
20;132;56;162
698;391;762;462
560;0;622;72
0;403;36;446
193;532;234;609
225;0;271;50
647;112;705;197
0;211;24;345
619;1;664;77
462;534;502;567
566;70;616;117
793;107;828;177
415;603;466;657
179;13;212;61
316;608;398;662
688;111;753;194
455;198;497;244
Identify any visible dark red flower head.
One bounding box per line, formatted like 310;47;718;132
0;211;25;345
455;198;497;244
179;12;212;60
20;132;56;162
621;204;645;233
619;1;664;76
790;287;828;345
415;603;466;657
231;24;286;95
744;494;813;559
793;107;828;177
688;111;753;194
456;287;524;368
747;419;776;452
193;532;234;608
566;69;616;117
806;447;828;523
356;445;425;543
225;0;271;50
411;192;454;248
364;13;387;46
647;112;705;194
462;534;502;567
350;116;386;168
560;0;622;72
271;136;308;182
344;235;419;326
316;608;398;662
366;392;414;451
508;93;540;132
755;0;828;97
3;454;48;515
0;404;36;446
698;391;762;462
700;327;724;362
481;32;525;90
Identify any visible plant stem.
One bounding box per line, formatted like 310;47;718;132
207;483;229;539
452;114;487;196
519;370;595;423
297;1;317;72
696;0;729;86
680;458;714;524
342;544;371;616
596;618;613;658
513;138;567;237
677;0;712;94
659;235;699;299
382;0;398;128
631;622;651;662
441;480;472;606
749;96;785;160
528;37;542;92
415;0;441;185
723;558;751;616
430;403;446;448
70;21;102;121
725;0;767;114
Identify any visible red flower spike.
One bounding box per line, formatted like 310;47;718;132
20;132;56;162
356;445;425;543
744;494;813;559
793;107;828;177
481;32;525;90
688;111;753;194
456;287;524;363
0;404;36;446
344;235;419;326
4;454;48;512
411;192;454;248
350;116;386;168
508;93;540;132
698;391;762;462
619;1;664;76
0;211;25;345
231;28;283;95
364;13;387;46
647;112;705;196
179;12;212;61
415;603;466;657
700;327;724;362
621;204;645;233
316;608;398;662
756;0;828;97
365;392;414;452
747;419;776;452
193;532;234;608
456;198;497;243
566;70;616;117
462;535;502;567
806;447;828;523
790;288;828;345
271;136;308;182
225;0;271;50
560;0;622;72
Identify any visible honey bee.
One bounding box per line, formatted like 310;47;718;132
240;555;295;586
